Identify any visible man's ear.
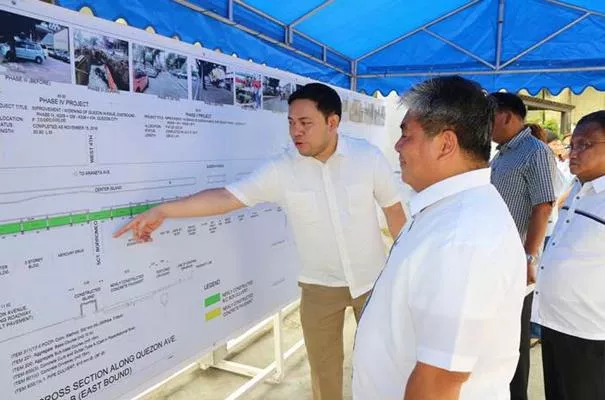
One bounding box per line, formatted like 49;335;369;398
504;111;513;125
327;114;340;131
437;129;458;160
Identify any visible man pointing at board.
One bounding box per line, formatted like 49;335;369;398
114;83;405;400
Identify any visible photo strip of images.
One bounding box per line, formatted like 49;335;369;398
0;10;71;83
235;72;262;109
132;44;188;99
262;76;294;113
192;59;234;105
74;29;129;92
0;7;383;121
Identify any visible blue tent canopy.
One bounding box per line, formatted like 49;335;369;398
56;0;605;95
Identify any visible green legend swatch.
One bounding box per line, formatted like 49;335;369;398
204;293;221;307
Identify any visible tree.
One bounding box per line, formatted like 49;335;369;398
543;119;560;136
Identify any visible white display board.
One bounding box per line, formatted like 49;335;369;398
0;1;389;399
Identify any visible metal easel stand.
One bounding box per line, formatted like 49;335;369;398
198;300;305;400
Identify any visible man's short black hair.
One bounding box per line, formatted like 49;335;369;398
489;92;527;120
288;83;342;121
577;110;605;132
402;76;495;162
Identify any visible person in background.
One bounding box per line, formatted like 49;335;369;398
526;123;571;244
490;93;558;400
552;136;574;185
114;83;405;400
525;123;572;344
527;123;547;143
532;110;605;400
353;76;525;400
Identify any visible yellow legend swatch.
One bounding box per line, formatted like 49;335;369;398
205;308;222;321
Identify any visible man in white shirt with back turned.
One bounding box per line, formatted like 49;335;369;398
532;110;605;400
114;83;406;400
353;76;526;400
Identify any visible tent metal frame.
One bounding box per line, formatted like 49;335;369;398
174;0;605;91
174;0;353;76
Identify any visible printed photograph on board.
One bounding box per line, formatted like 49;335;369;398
235;72;262;109
363;102;375;124
0;10;71;83
74;29;129;91
374;105;386;125
132;44;188;99
191;59;234;105
262;77;294;112
349;99;363;123
340;94;350;122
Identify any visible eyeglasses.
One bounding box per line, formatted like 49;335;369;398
565;141;605;152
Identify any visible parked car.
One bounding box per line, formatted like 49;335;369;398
144;66;159;78
0;43;9;58
40;44;50;58
55;50;70;63
0;41;46;64
133;69;149;92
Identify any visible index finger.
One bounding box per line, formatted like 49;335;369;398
113;219;137;238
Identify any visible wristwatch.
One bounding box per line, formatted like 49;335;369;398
526;254;537;265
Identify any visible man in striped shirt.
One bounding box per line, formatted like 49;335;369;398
489;92;557;400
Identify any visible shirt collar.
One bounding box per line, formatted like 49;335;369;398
497;127;531;151
587;175;605;194
409;168;491;217
293;134;348;160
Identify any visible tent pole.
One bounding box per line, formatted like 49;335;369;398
227;0;233;21
496;0;504;69
173;0;352;76
358;65;605;78
231;0;351;61
423;29;495;69
351;60;358;91
544;0;605;18
289;0;335;28
355;0;481;62
500;12;591;69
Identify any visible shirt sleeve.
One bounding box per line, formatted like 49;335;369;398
408;241;514;372
526;146;557;206
225;159;281;207
372;148;401;208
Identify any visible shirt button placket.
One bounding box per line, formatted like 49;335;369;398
322;163;351;284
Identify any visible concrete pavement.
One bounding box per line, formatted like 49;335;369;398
1;56;71;83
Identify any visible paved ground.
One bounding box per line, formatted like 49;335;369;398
263;97;288;113
143;308;546;400
144;71;188;99
193;77;233;105
0;56;71;83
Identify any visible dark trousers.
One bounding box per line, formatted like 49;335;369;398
542;325;605;400
510;293;533;400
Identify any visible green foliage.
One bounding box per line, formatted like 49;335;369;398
527;118;561;138
543;119;560;136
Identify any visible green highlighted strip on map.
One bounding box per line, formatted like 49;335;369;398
0;203;161;236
